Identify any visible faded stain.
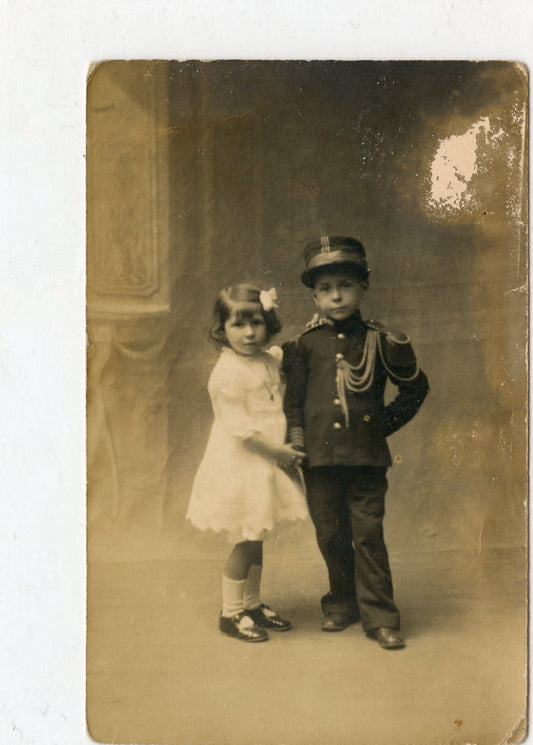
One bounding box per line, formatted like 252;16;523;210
428;117;499;213
424;93;526;225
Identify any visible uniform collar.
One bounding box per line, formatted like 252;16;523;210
326;310;365;334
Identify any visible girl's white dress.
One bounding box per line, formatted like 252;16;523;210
187;346;308;540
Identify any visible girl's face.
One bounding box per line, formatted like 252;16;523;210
224;307;268;356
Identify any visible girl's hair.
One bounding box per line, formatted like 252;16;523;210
209;283;282;348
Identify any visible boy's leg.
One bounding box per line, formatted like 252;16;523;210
304;466;359;623
345;467;400;632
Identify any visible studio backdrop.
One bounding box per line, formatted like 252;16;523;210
85;59;528;745
87;60;527;563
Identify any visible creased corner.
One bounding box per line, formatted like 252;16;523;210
501;715;528;745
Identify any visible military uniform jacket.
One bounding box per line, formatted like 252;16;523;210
282;311;429;468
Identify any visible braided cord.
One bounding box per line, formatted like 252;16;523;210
335;329;420;428
335;330;378;426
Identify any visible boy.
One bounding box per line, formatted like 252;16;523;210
282;236;429;649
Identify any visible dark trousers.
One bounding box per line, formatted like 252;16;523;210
304;465;400;631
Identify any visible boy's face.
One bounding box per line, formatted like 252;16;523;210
312;271;368;322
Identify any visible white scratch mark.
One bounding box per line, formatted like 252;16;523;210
478;510;486;555
504;284;527;296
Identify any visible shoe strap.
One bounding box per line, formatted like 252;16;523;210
236;613;261;636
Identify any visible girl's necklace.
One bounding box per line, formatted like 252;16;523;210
244;353;277;400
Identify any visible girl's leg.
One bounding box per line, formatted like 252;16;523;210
224;540;262;580
221;540;291;632
241;542;263;611
243;564;263;611
221;540;262;618
241;542;292;632
220;541;268;642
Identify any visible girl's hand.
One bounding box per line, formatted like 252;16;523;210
276;444;306;469
244;434;306;467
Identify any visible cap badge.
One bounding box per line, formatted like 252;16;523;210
320;236;332;253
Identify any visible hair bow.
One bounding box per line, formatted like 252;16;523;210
259;288;278;311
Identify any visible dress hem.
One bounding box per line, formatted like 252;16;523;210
186;513;308;542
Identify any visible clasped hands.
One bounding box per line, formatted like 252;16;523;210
276;444;306;470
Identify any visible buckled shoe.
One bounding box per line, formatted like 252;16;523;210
246;604;292;631
219;611;269;642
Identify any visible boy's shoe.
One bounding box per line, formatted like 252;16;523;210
367;627;405;650
321;611;357;632
321;592;361;622
219;611;269;642
246;604;292;631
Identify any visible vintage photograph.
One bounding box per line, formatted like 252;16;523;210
86;60;527;745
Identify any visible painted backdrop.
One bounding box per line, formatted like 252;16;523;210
87;60;527;561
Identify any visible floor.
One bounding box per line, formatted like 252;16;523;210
86;543;527;745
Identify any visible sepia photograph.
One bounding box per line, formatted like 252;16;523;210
85;59;528;745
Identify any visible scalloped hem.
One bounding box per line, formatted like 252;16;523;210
187;512;307;543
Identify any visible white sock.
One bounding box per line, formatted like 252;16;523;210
221;576;246;618
243;564;263;611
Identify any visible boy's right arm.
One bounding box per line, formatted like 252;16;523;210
281;339;308;452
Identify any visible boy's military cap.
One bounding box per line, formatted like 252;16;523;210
301;235;369;287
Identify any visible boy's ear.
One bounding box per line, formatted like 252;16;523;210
361;279;369;291
312;291;320;307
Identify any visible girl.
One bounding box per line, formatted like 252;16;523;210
187;283;308;642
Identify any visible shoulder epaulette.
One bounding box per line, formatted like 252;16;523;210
282;317;326;346
301;321;326;336
365;319;410;344
366;319;418;379
301;315;329;336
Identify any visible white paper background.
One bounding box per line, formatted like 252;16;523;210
2;2;531;744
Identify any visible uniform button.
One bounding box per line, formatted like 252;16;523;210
333;398;341;406
335;353;344;360
363;414;371;422
337;333;346;339
333;422;342;430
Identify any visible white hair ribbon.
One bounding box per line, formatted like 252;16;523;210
259;288;278;311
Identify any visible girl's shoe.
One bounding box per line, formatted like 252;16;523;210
246;604;292;631
219;611;269;642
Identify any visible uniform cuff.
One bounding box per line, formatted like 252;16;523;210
288;427;305;450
